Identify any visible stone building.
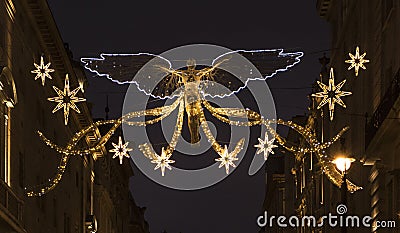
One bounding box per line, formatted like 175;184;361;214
0;0;148;232
262;0;400;231
316;0;400;232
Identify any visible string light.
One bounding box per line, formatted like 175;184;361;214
312;68;352;121
345;46;369;77
31;55;54;86
80;49;303;99
200;100;361;192
27;61;362;197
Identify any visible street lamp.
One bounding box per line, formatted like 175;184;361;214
333;157;355;174
332;156;355;233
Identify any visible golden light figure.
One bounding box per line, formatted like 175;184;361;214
254;132;278;160
48;74;86;125
312;68;352;121
345;46;369;77
215;145;239;174
109;136;133;164
151;147;175;176
27;60;363;197
31;56;55;86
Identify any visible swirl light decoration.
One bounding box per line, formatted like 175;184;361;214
26;49;362;197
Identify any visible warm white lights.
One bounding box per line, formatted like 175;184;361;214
31;56;55;86
48;74;86;125
151;147;175;176
254;132;278;160
109;136;133;164
345;46;369;77
333;157;355;173
312;68;352;121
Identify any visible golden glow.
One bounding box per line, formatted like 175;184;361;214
332;157;355;173
31;56;55;86
150;147;175;176
312;68;352;121
78;79;85;93
48;74;86;125
109;136;133;164
4;107;11;185
27;61;363;197
5;0;16;21
254;132;278;160
345;46;369;77
215;145;239;174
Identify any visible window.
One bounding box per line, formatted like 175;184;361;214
0;67;17;186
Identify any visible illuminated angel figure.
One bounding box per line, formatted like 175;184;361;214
81;49;303;144
26;48;363;197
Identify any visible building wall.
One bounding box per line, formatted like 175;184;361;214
0;1;149;233
317;0;400;232
0;0;97;232
93;127;150;233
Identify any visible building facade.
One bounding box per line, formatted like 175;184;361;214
262;1;400;232
0;0;148;232
317;0;400;232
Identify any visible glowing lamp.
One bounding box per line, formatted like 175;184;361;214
333;157;355;173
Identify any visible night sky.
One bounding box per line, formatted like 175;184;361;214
47;1;330;232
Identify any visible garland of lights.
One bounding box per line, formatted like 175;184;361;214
26;91;362;196
26;49;370;196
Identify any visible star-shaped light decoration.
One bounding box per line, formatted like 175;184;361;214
109;136;133;164
151;147;175;176
215;145;239;174
312;68;352;121
48;74;86;125
254;132;278;160
78;79;85;93
345;46;369;77
31;56;55;86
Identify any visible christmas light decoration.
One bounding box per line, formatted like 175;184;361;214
254;132;278;160
345;46;369;76
78;79;85;93
31;56;55;86
27;59;362;197
48;74;86;125
312;68;352;121
80;49;303;99
150;147;175;176
215;145;239;174
109;136;133;164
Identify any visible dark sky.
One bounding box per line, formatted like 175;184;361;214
47;1;330;232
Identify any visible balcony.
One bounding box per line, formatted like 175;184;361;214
0;179;25;233
365;69;400;149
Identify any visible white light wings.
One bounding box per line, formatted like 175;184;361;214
81;49;303;99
